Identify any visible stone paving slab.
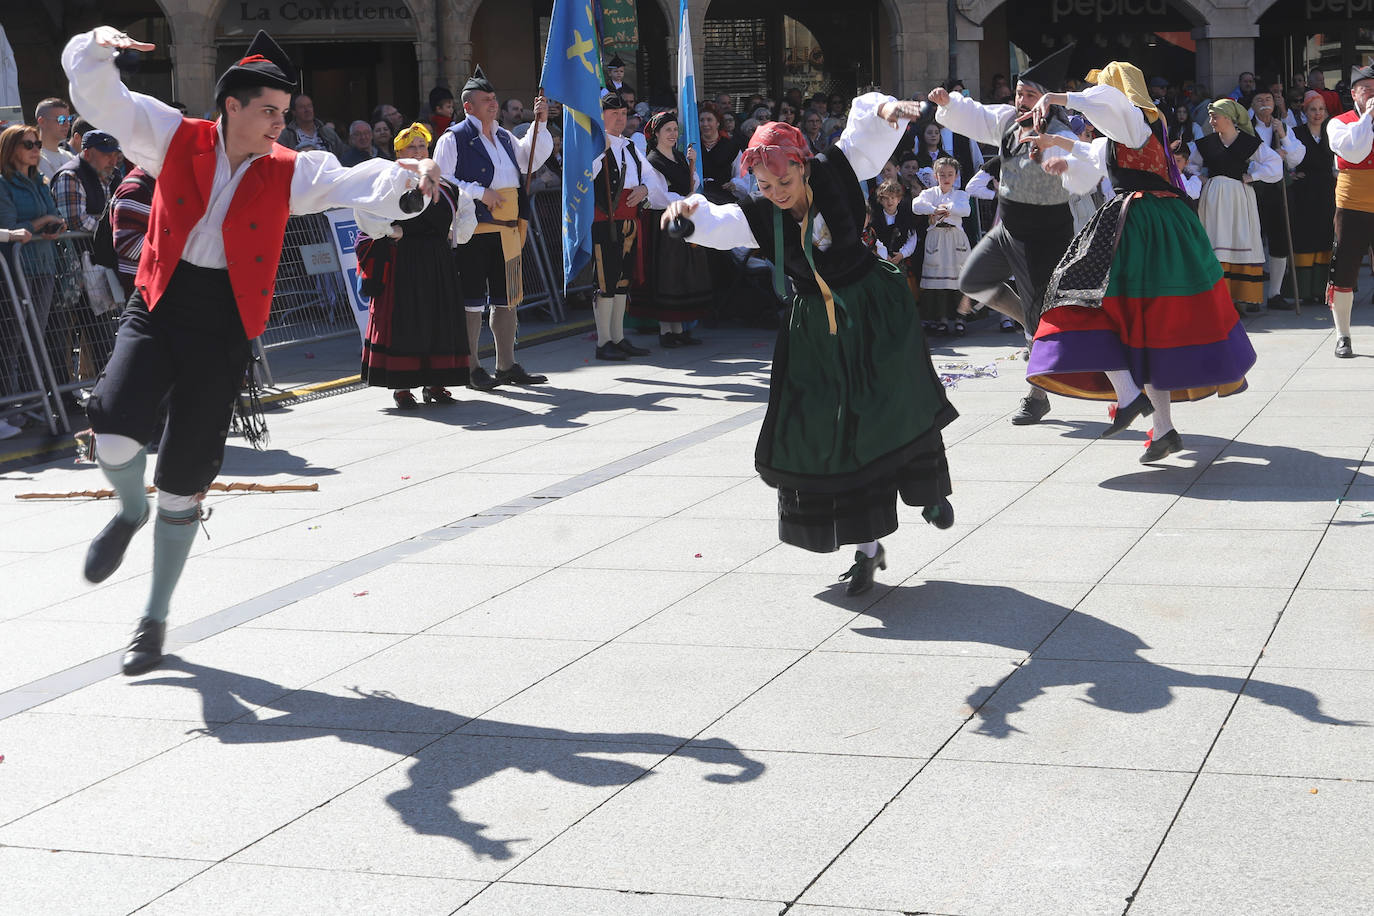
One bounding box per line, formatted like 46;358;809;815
3;320;1374;915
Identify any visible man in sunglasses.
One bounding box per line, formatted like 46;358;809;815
35;96;76;181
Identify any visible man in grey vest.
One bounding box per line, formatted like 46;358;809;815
933;45;1078;424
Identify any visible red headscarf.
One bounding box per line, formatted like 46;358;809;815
738;121;811;178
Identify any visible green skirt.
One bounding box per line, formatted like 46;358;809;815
757;259;957;552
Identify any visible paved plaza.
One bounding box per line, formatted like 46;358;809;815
1;313;1372;915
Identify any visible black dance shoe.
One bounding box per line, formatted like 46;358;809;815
1335;336;1354;359
422;386;456;404
1010;394;1051;426
1102;392;1154;438
923;497;955;529
659;333;682;349
615;338;651;357
596;342;628;361
468;367;499;390
84;509;149;583
393;390;419;410
840;543;887;597
496;364;548;385
121;617;166;676
1140;429;1184;464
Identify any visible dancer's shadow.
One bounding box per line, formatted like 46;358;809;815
825;580;1364;739
220;445;341;477
1098;436;1370;498
133;658;765;860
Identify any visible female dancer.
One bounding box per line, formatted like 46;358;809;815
1188;99;1284;314
357;123;470;407
631;110;712;348
1020;63;1257;463
661;98;956;595
1289;92;1336;308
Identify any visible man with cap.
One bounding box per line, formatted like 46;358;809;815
1324;64;1374;357
590;92;652;361
933;43;1079;425
63;25;443;676
51;128;121;233
434;65;552;389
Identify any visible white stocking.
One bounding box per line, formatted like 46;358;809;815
1332;288;1354;338
1105;369;1142;406
1145;385;1174;435
659;321;672;334
1267;257;1288;300
594;296;614;346
611;293;628;342
856;540;879;558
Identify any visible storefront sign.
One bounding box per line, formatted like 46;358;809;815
1051;0;1169;23
1305;0;1374;17
324;211;371;341
218;2;415;39
601;0;639;57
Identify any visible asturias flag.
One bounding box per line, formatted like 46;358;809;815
540;0;606;286
677;0;702;184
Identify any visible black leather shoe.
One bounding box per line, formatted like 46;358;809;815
659;333;682;349
468;366;499;390
422;386;456;404
121;617;165;676
1102;391;1154;438
1335;336;1354;359
393;390;418;410
615;338;651;357
1267;295;1295;311
596;342;628;361
84;509;149;583
675;331;703;346
1140;429;1184;464
922;497;955;529
1010;394;1051;425
840;543;886;596
496;363;548;385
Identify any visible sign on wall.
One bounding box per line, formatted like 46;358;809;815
601;0;639;59
324;210;372;341
218;2;416;40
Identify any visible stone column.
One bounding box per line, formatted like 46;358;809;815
1192;23;1259;97
165;0;219;114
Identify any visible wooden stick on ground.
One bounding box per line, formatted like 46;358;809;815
15;482;320;500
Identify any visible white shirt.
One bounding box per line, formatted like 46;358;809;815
873;209;919;260
61;30;422;271
39;146;75;183
1328;105;1374;164
432;113;553;197
1253;118;1306;169
937;93;1072;164
911;186;971;221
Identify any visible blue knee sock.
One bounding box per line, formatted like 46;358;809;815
144;506;200;623
98;449;149;524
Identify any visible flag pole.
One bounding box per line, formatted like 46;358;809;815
525;85;544;193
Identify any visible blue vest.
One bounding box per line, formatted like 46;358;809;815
445;118;531;223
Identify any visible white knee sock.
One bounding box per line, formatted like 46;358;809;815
1106;369;1142;406
1332;288;1354;338
1145;384;1174;435
856;540;879;558
659;321;672;334
611;293;628;343
1267;257;1288;300
671;321;684;334
594;296;614;346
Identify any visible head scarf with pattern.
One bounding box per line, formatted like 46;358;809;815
646;110;677;145
1085;62;1161;123
738;120;811;178
1208;98;1255;135
393;122;432;154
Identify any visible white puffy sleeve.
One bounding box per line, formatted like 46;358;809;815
966;169;997;200
644;161;680;209
61;30;181;178
947;190;971;218
910;188;938;215
937;94;1015;147
1247;142;1283;183
832;92;908;181
1058;137;1111;197
289;152;423;219
1328;111;1374;163
513;123;553;173
676;194;759;250
1064;85;1152;148
1278;127;1306;169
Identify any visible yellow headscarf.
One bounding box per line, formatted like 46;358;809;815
1207;99;1256;136
1085;62;1161;123
393;122;432;154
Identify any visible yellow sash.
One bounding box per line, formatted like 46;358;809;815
472;188;526;305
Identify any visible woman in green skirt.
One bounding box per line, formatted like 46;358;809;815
661;99;957;595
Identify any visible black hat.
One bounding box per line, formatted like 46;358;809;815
1017;43;1076;93
214;31;297;104
601;93;628;111
1352;63;1374;86
81;130;120;153
429;86;454;109
464;66;495;94
607;55;625;69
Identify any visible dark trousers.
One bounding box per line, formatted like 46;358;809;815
87;262;250;496
1331;208;1374;290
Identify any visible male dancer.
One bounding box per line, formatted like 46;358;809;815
1324;65;1374;358
434;67;553;389
65;26;442;674
590;94;651;361
934;45;1078;424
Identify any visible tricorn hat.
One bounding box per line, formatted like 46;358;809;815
464;65;495;94
600;93;628;111
214;31;297;104
607;55;626;69
1016;43;1076;93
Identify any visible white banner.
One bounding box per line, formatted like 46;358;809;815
324;210;371;342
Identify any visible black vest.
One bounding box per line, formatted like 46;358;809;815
648;147;693;198
54;156;108;218
1196;131;1261;182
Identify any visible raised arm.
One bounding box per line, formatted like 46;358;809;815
1063;85;1152;148
833;92;916;180
289;152;429;219
61;28;180;177
935;90;1017;147
1328;110;1374;163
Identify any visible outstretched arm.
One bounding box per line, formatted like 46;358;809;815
933;87;1016;147
833;92;919;180
289;152;438;218
659;195;759;250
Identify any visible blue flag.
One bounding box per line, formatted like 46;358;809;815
677;0;702;185
540;0;606;287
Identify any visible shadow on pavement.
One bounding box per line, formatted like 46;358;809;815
825;580;1365;738
1098;436;1368;498
132;658;765;859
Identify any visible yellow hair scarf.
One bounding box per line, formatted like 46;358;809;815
393;122;432;154
1085;62;1162;123
1207;99;1256;136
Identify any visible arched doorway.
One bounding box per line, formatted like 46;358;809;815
702;0;892;104
1258;0;1371;95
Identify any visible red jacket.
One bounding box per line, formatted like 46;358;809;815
1333;108;1374;171
136;118;296;338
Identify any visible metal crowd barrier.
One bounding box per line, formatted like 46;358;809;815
259;212;359;352
0;244;60;436
529;188;595;309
